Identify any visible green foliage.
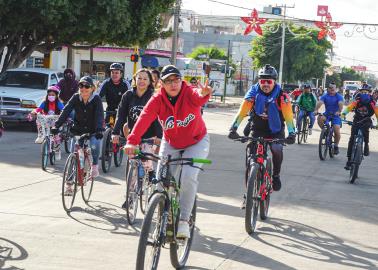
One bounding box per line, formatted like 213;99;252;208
326;67;377;88
249;22;332;82
187;45;227;60
0;0;175;72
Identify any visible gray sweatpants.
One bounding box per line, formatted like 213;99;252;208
157;134;210;221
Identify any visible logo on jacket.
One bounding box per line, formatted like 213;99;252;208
162;114;195;130
130;106;144;122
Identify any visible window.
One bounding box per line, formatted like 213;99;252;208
50;74;59;86
0;71;48;89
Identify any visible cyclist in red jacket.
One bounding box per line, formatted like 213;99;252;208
124;65;212;239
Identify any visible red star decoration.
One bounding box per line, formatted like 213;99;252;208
241;9;267;36
314;13;343;40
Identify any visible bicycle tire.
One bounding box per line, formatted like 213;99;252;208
125;160;139;225
170;200;197;269
329;129;335;158
41;138;49;171
245;163;260;234
62;154;78;212
140;172;152;215
297;118;303;144
350;140;362;184
114;143;124;167
136;192;165;270
101;128;112;173
318;128;328;160
260;158;272;221
64;137;73;154
49;140;56;165
303;118;309;143
81;154;94;203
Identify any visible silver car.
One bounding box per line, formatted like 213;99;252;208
0;68;63;123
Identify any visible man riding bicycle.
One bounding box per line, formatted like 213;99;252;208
342;83;378;170
297;83;317;135
228;64;296;199
99;63;131;123
314;82;344;155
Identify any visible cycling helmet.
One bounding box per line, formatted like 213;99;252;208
110;62;124;71
258;64;278;80
47;85;60;94
301;83;311;89
359;83;372;92
328;82;336;89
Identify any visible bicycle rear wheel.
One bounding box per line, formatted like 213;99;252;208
41;138;49;171
136;192;165;270
125;160;139;225
260;158;271;220
62;154;78;212
81;154;94;203
318;128;328;160
245;163;260;234
170;200;196;269
101;128;112;173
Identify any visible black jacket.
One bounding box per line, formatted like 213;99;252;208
55;93;104;135
112;87;162;139
99;78;131;111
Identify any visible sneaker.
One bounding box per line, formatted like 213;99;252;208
64;184;73;196
35;136;44;144
308;128;312;135
177;220;190;239
364;144;369;156
240;194;246;209
272;176;282;191
344;161;352;170
334;146;339;155
91;165;99;178
55;150;61;161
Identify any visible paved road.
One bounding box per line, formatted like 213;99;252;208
0;108;377;270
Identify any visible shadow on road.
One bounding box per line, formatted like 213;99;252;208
253;218;378;269
0;237;28;270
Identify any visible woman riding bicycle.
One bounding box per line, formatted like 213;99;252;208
52;76;104;179
342;83;378;169
112;68;163;208
124;65;212;239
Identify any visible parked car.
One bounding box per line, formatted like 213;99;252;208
282;83;299;94
0;68;63;125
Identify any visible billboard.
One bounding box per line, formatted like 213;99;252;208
351;65;367;72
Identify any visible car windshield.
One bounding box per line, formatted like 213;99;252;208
0;71;48;89
346;85;358;91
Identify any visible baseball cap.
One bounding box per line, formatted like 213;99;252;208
79;76;94;87
161;65;181;80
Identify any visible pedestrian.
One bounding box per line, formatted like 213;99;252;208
57;69;79;104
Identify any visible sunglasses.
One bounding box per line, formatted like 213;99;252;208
259;79;274;85
79;83;91;89
164;78;181;85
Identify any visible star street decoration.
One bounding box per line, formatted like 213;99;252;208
241;8;267;36
314;13;343;40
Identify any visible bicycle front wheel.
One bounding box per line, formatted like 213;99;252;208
303;118;309;143
350;142;362;184
49;140;56;165
81;154;94;203
170;200;196;269
260;158;272;220
140;172;154;214
125;160;139;225
62;154;78;212
101;128;113;173
114;143;124;167
41;138;49;170
318;128;328;160
136;192;165;270
245;163;260;234
64;137;73;154
297;118;303;144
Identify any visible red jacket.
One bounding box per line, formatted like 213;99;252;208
127;81;210;149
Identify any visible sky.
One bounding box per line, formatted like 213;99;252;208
182;0;378;76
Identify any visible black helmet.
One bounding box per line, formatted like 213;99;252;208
359;83;372;92
258;64;278;80
110;62;124;71
301;83;311;89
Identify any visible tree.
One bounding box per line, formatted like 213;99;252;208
326;67;377;88
249;22;332;82
0;0;175;72
187;45;227;60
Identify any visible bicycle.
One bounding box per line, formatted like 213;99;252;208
101;111;124;173
343;119;377;184
123;138;159;225
60;118;74;154
296;110;310;144
235;136;285;234
292;101;300;124
135;150;211;270
62;133;95;212
318;113;336;161
39;114;60;171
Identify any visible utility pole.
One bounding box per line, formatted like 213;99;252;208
223;40;231;103
239;56;243;95
170;0;181;65
278;4;295;85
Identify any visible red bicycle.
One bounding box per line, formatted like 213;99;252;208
235;136;285;234
62;133;95;212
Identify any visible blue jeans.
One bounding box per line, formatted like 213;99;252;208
298;110;315;129
76;135;101;165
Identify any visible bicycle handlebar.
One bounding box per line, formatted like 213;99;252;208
233;136;286;144
133;149;212;165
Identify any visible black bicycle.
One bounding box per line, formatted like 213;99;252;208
60;119;74;153
235;136;285;234
135;150;211;270
297;111;310;144
318;113;336;160
343;119;377;183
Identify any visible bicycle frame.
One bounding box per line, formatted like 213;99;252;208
73;135;92;186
